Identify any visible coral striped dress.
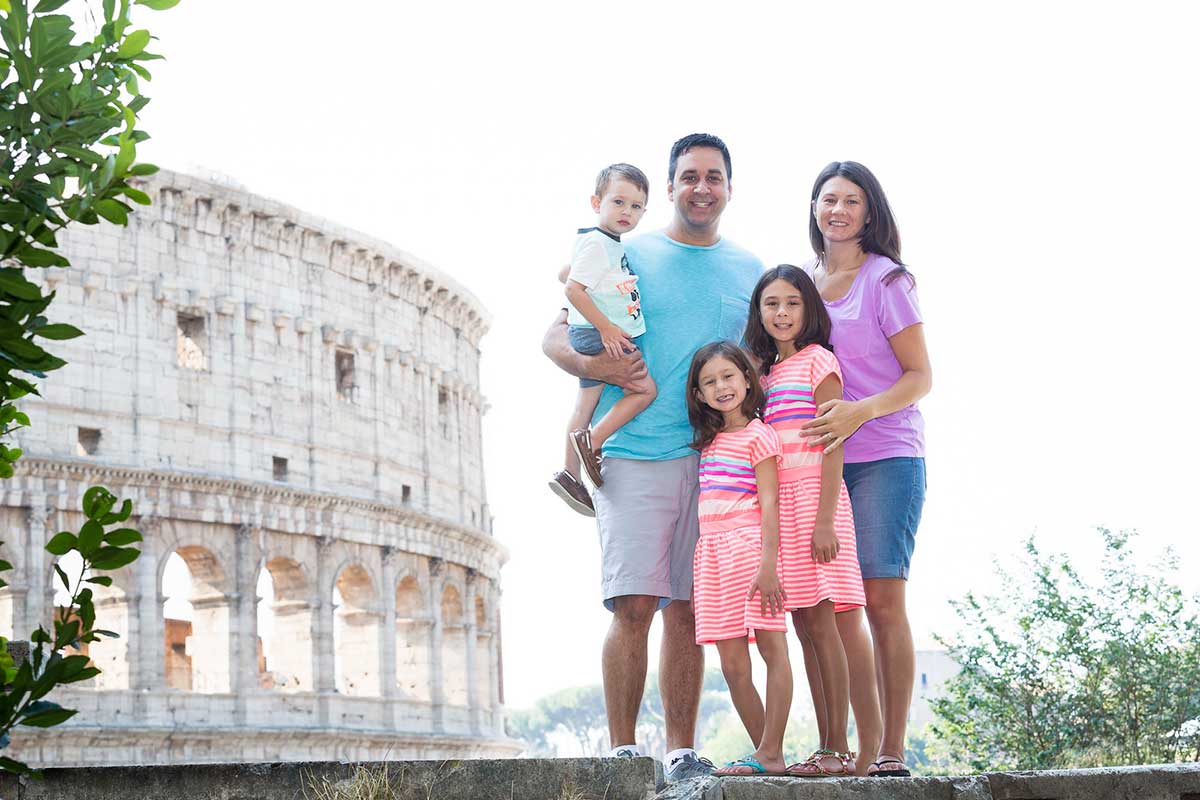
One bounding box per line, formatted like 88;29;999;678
762;344;865;612
692;419;788;644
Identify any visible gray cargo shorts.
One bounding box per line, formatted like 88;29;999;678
593;454;700;611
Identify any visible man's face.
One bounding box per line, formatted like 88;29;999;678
667;147;730;230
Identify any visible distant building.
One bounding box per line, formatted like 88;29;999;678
909;649;959;730
0;171;517;765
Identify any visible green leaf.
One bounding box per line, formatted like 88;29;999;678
94;199;129;225
122;186;152;205
89;546;139;570
21;707;76;728
54;563;70;592
78;520;104;555
105;528;142;546
45;531;76;556
115;28;150;59
33;0;72;12
128;162;159;177
33;323;85;340
135;0;182;8
84;575;113;586
13;247;70;268
0;270;43;301
83;486;116;519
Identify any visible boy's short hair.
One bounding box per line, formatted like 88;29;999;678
595;163;649;200
668;133;732;183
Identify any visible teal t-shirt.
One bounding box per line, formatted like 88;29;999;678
593;230;764;461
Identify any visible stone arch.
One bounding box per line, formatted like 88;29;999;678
161;543;232;693
395;573;430;700
473;593;491;712
333;563;381;696
257;556;313;691
440;579;469;707
51;546;133;690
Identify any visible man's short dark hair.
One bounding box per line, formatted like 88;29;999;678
595;163;649;199
668;133;732;183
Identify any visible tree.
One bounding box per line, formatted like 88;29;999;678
930;528;1200;771
0;0;177;775
508;669;733;759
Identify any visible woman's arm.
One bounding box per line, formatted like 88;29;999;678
750;457;785;616
812;375;845;562
541;310;648;387
803;322;932;453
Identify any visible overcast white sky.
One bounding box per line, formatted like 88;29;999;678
132;1;1200;710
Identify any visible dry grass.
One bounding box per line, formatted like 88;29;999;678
303;762;606;800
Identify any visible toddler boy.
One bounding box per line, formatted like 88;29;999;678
549;164;657;516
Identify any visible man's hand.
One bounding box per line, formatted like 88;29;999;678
542;310;648;390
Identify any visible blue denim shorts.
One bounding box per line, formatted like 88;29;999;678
843;457;926;580
569;325;642;388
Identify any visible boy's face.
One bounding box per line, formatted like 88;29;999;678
591;178;648;236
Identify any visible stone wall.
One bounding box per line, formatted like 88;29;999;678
1;759;1197;800
0;171;516;766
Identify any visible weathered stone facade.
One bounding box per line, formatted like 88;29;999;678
0;171;516;765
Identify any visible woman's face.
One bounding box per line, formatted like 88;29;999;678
812;175;869;244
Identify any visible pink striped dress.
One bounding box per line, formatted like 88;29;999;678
762;344;865;612
692;419;788;644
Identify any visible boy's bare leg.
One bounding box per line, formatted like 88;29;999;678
566;385;604;476
591;378;657;448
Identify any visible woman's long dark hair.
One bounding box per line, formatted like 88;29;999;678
808;160;911;286
687;341;765;452
744;265;832;376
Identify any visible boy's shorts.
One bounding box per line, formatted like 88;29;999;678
568;325;644;388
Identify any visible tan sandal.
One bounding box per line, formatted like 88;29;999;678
785;749;856;777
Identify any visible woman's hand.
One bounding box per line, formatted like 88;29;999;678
749;564;787;617
802;398;872;453
811;520;840;563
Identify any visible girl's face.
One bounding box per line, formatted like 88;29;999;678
812;175;869;244
695;356;750;417
759;278;805;345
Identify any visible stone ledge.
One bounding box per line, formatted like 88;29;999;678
0;757;662;800
1;760;1198;800
664;762;1200;800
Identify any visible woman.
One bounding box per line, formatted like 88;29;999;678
798;161;932;778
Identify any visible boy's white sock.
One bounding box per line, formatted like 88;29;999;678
610;744;641;757
665;748;697;771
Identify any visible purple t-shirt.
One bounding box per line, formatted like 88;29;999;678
805;254;925;463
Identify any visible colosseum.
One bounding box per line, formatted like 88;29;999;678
0;170;516;765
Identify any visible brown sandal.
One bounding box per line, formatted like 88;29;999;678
785;749;856;777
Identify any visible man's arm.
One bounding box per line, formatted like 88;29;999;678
541;309;648;389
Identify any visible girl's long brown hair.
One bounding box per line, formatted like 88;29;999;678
687;341;765;452
744;265;833;377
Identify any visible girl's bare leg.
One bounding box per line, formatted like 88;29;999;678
714;637;764;748
749;630;791;773
791;610;829;747
798;601;850;755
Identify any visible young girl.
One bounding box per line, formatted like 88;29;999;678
745;265;866;777
686;341;793;777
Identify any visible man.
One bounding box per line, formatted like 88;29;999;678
542;133;764;781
